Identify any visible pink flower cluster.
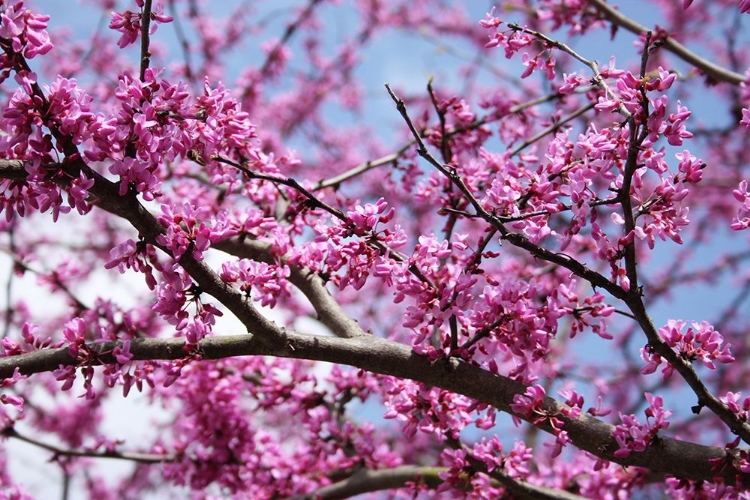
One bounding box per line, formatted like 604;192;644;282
109;0;172;49
156;203;236;261
301;198;404;291
0;1;52;62
1;77;102;220
220;259;290;308
50;316;135;400
105;238;162;290
731;180;750;230
152;264;222;345
613;393;672;458
641;320;734;379
510;385;571;457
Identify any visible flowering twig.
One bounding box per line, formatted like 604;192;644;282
506;22;632;119
2;427;174;464
587;0;746;85
384;84;626;299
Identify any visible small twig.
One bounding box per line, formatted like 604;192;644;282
617;31;653;295
211;155;348;222
314;89;595;191
426;79;452;164
3;224;15;339
168;0;193;80
587;0;746;85
508;102;596;157
139;0;153;81
259;0;323;78
506;22;632;120
4;426;174;464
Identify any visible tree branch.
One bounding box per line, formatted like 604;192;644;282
139;0;153;81
0;331;740;484
587;0;746;85
213;238;365;339
288;465;444;500
0;159;284;348
2;427;173;464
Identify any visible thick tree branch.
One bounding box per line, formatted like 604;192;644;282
289;465;444;500
0;331;739;484
0;159;284;348
213;238;365;339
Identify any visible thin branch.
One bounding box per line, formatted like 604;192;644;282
313;89;595;191
587;0;745;85
3;223;15;339
314;148;407;191
211;155;347;222
508;102;596;157
168;0;193;80
457;445;589;500
259;0;323;78
139;0;153;81
3;427;174;464
506;22;632;119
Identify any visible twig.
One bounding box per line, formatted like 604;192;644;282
508;102;596;157
587;0;745;85
139;0;153;81
211;155;347;222
3;426;174;464
506;22;632;119
314;89;595;191
3;224;15;339
259;0;323;78
168;0;193;80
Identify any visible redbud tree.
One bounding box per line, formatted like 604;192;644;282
2;0;750;497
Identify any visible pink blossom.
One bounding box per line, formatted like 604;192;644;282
109;2;172;49
0;2;52;59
